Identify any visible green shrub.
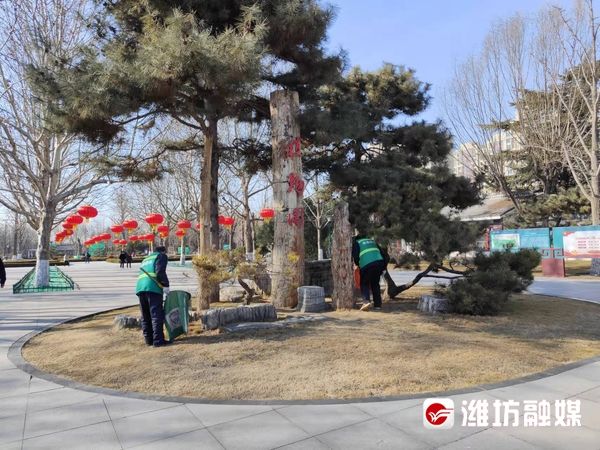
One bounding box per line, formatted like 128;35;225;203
445;277;510;316
445;249;541;315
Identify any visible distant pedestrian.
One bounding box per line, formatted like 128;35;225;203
135;246;170;347
126;252;132;268
352;234;386;311
0;257;6;288
118;251;127;269
85;251;91;263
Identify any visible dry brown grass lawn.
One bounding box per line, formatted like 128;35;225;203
22;287;600;401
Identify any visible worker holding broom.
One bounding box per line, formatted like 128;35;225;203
136;245;170;347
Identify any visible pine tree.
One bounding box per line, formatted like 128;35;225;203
31;0;342;306
304;64;483;294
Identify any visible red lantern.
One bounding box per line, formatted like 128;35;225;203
62;222;74;230
175;229;186;238
145;213;164;230
123;220;138;233
218;215;226;225
259;208;275;223
100;233;111;241
142;233;154;242
112;239;120;245
119;239;128;245
157;225;169;234
67;214;84;229
177;219;191;230
110;224;124;234
77;205;98;222
222;216;234;229
129;235;139;242
195;222;201;230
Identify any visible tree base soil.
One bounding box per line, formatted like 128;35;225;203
22;288;600;400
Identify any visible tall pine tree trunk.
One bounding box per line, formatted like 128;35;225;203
332;201;354;310
198;117;220;310
270;90;304;308
35;207;55;287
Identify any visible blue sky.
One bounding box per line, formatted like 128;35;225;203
325;0;573;123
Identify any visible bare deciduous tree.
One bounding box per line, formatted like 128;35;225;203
543;0;600;224
0;0;112;285
219;120;271;258
303;173;335;260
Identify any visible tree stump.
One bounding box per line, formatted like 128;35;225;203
270;90;304;308
418;295;449;314
297;286;328;312
332;201;355;310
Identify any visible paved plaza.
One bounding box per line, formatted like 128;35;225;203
1;262;600;449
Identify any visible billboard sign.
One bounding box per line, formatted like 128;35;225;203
490;232;520;251
563;230;600;258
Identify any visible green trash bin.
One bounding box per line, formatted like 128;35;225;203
164;290;191;341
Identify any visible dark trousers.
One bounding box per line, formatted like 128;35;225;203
360;260;386;307
138;292;165;345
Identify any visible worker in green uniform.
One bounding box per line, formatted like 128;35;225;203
135;245;170;347
352;234;386;311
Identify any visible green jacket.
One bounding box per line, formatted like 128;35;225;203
135;253;163;295
354;238;384;269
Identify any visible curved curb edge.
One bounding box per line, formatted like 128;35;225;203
9;304;600;406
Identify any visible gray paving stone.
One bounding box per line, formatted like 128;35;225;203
379;401;486;448
24;398;110;439
503;423;600;449
0;414;25;445
574;398;600;431
525;372;600;396
317;418;431;450
185;403;273;427
0;441;23;450
277;437;331;449
351;398;422;417
101;395;178;420
277;404;372;435
21;421;121;450
437;428;537;450
26;387;99;413
112;405;203;448
562;362;600;383
208;410;309;450
579;385;600;404
131;428;224;450
0;393;28;420
27;377;63;394
0;356;15;371
486;381;568;403
0;370;32;399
